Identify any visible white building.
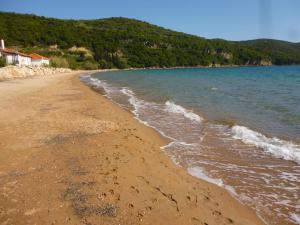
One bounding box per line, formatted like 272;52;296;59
30;53;50;66
0;39;32;66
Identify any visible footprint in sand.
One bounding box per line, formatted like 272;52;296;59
191;217;203;225
100;192;107;199
226;218;234;223
151;198;158;203
130;186;140;194
212;210;222;216
146;206;153;211
137;211;144;220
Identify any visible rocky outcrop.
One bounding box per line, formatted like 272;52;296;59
0;65;72;81
260;59;273;66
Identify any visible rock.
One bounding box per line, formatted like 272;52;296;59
0;65;72;81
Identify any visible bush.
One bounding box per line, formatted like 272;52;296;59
50;56;69;68
98;59;114;69
67;57;79;70
81;61;98;70
0;56;6;67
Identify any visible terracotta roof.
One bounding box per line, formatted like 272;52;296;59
0;48;31;58
30;53;49;60
0;48;18;54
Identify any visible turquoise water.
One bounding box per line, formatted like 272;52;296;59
96;66;300;142
82;66;300;225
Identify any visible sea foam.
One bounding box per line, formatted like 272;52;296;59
188;166;224;186
120;87;178;141
290;213;300;225
232;125;300;164
120;87;140;114
187;166;238;196
165;101;203;123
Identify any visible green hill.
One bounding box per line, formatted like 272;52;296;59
240;39;300;65
0;12;299;69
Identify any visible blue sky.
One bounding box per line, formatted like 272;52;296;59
1;0;300;42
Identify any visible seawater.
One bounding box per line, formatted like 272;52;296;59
81;66;300;225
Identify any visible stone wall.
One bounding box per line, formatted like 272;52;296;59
0;65;72;81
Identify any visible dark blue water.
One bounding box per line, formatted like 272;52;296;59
82;66;300;225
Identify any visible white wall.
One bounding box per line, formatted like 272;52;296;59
17;55;31;66
31;59;50;66
0;53;31;65
5;54;18;64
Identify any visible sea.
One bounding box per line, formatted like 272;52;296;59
81;66;300;225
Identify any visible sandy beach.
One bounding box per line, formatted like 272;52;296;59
0;71;265;225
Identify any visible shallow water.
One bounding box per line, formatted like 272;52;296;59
82;66;300;225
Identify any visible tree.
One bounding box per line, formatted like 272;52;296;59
0;56;6;67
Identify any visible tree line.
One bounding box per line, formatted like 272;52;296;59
0;12;299;69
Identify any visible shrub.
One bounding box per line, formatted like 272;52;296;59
98;59;112;69
50;56;69;68
81;61;98;70
0;56;6;67
67;57;79;70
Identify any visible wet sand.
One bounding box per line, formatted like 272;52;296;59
0;71;265;225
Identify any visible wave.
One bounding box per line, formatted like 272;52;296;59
187;166;237;196
188;166;223;186
165;101;203;123
81;75;111;96
120;87;141;115
232;125;300;164
162;141;197;149
120;87;179;142
82;75;300;166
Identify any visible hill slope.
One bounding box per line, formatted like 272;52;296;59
240;39;300;65
0;12;299;69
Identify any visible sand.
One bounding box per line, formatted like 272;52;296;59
0;71;265;225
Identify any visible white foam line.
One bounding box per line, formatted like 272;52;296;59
188;166;224;186
187;166;238;196
232;125;300;164
162;141;197;148
165;101;203;123
120;87;178;142
290;213;300;225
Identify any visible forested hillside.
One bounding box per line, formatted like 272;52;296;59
0;12;299;69
240;39;300;65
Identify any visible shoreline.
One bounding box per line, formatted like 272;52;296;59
88;68;300;225
0;63;294;83
83;70;270;223
0;71;265;225
121;64;274;72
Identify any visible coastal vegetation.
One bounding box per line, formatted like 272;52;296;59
0;56;6;67
0;12;299;69
240;39;300;65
